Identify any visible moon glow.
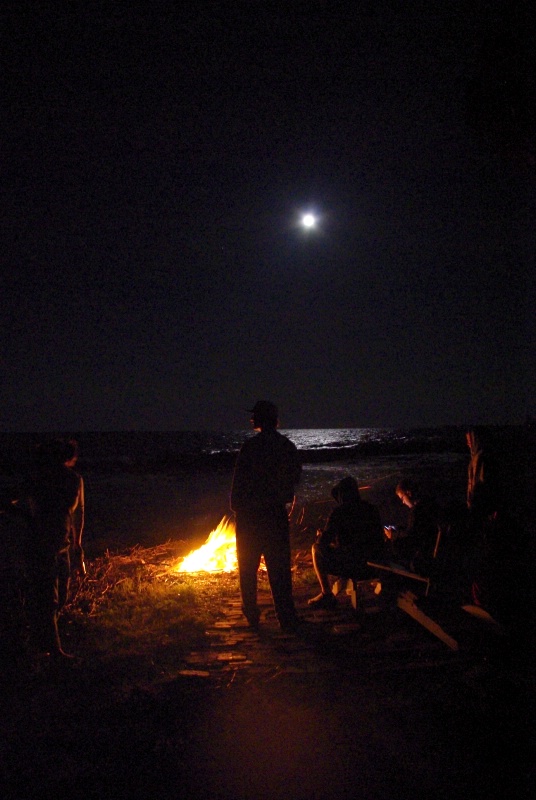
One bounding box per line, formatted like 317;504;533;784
301;213;316;228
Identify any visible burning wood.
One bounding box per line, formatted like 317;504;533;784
176;515;238;573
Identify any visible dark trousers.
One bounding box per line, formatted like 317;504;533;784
26;547;70;652
235;506;296;625
312;541;367;580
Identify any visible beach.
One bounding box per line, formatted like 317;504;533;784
1;431;534;800
2;423;530;557
80;450;469;558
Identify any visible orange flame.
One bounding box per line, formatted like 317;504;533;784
177;515;238;573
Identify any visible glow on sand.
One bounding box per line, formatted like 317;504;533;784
177;515;238;573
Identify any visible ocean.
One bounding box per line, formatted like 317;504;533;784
0;426;529;555
0;426;469;472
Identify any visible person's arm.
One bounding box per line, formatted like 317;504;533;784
72;476;86;574
277;440;302;504
292;445;302;487
230;445;251;512
317;509;339;548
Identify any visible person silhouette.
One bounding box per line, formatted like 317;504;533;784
393;479;440;573
231;401;302;631
23;439;85;657
308;476;384;609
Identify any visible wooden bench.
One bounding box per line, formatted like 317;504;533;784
333;529;462;650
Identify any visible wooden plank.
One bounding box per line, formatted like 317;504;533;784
336;578;382;612
397;591;459;651
461;604;506;634
367;560;431;595
332;578;350;596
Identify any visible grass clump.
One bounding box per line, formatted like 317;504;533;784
59;537;315;683
65;542;236;673
91;579;206;653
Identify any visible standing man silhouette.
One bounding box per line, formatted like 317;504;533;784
24;439;85;657
231;401;302;631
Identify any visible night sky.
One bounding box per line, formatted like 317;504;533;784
2;1;534;431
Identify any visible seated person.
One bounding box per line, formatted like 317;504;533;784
387;479;440;574
308;476;384;609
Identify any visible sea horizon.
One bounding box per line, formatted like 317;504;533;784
1;424;526;478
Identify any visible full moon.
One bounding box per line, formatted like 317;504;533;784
301;213;316;228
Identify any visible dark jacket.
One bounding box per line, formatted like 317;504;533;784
25;464;84;557
319;498;384;564
231;429;301;512
467;428;501;518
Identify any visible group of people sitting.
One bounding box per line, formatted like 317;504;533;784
307;474;440;610
307;427;521;624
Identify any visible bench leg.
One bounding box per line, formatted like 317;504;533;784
350;579;382;612
397;591;459;650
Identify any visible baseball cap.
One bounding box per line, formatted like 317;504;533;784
248;400;279;421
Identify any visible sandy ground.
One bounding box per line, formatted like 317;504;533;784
1;576;533;800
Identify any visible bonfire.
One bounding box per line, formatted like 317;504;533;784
66;507;313;619
176;515;238;573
